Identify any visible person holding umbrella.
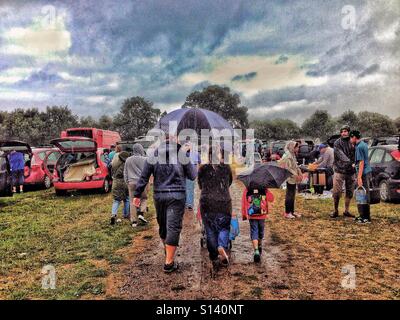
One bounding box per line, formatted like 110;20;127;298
237;161;291;262
279;141;303;219
198;145;233;269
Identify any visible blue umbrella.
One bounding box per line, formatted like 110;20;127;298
155;108;234;136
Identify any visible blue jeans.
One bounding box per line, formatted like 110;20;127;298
185;179;195;208
249;219;265;241
202;212;231;261
111;198;130;218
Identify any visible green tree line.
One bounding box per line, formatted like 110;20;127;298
253;110;400;141
1;85;399;146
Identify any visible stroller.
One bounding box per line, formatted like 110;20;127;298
197;205;239;250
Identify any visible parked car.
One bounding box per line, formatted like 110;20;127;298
0;140;32;197
369;145;400;202
370;136;399;147
47;137;112;196
24;147;61;189
297;143;319;165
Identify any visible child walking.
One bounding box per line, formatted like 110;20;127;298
242;188;274;263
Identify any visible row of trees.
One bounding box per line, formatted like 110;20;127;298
252;110;400;141
0;84;399;145
0;97;161;146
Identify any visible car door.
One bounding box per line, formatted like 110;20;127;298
369;148;385;186
0;155;9;196
42;150;62;179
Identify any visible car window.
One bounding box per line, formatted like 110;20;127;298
370;149;385;164
299;146;309;153
37;152;47;160
383;151;393;163
47;152;61;163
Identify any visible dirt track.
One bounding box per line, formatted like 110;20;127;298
118;181;291;300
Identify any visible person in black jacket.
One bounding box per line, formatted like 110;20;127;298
330;125;356;218
133;136;197;273
198;146;233;269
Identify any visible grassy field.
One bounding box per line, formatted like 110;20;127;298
0;185;399;300
268;190;400;300
0;188;153;300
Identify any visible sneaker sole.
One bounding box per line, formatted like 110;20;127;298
138;216;148;224
163;264;179;273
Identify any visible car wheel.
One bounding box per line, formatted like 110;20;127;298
55;189;67;197
379;180;391;202
102;179;110;193
43;175;52;189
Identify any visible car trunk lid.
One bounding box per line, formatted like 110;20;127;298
50;137;97;153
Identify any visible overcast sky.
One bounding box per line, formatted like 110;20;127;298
0;0;399;123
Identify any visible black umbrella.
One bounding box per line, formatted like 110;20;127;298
237;163;292;189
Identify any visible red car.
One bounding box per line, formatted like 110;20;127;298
46;137;112;196
24;147;61;189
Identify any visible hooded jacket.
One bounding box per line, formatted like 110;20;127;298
133;141;197;197
279;141;302;185
111;151;130;201
333;137;355;175
124;144;147;185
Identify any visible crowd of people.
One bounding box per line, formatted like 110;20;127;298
106;124;372;274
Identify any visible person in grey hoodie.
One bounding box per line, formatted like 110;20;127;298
133;136;197;273
124;143;148;228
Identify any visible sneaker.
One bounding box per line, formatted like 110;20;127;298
357;218;371;224
343;211;355;218
212;259;220;270
131;221;138;228
138;215;148;224
254;250;261;263
292;212;302;218
163;261;179;273
284;213;295;219
110;216;116;225
354;216;363;222
330;212;339;219
116;218;122;223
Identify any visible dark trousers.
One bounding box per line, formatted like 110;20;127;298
11;169;24;188
202;212;231;261
357;173;373;220
154;195;186;246
285;182;296;213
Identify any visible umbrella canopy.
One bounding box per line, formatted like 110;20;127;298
237;163;292;189
155;108;234;137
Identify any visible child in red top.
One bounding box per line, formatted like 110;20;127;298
242;187;274;263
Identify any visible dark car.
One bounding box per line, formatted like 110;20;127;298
297;143;319;165
370;136;399;147
368;145;400;202
0;141;32;197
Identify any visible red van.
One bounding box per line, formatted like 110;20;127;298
60;128;121;148
47;137;112;196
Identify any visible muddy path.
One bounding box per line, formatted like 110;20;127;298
118;181;291;300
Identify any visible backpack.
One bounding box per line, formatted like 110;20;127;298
247;189;268;216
